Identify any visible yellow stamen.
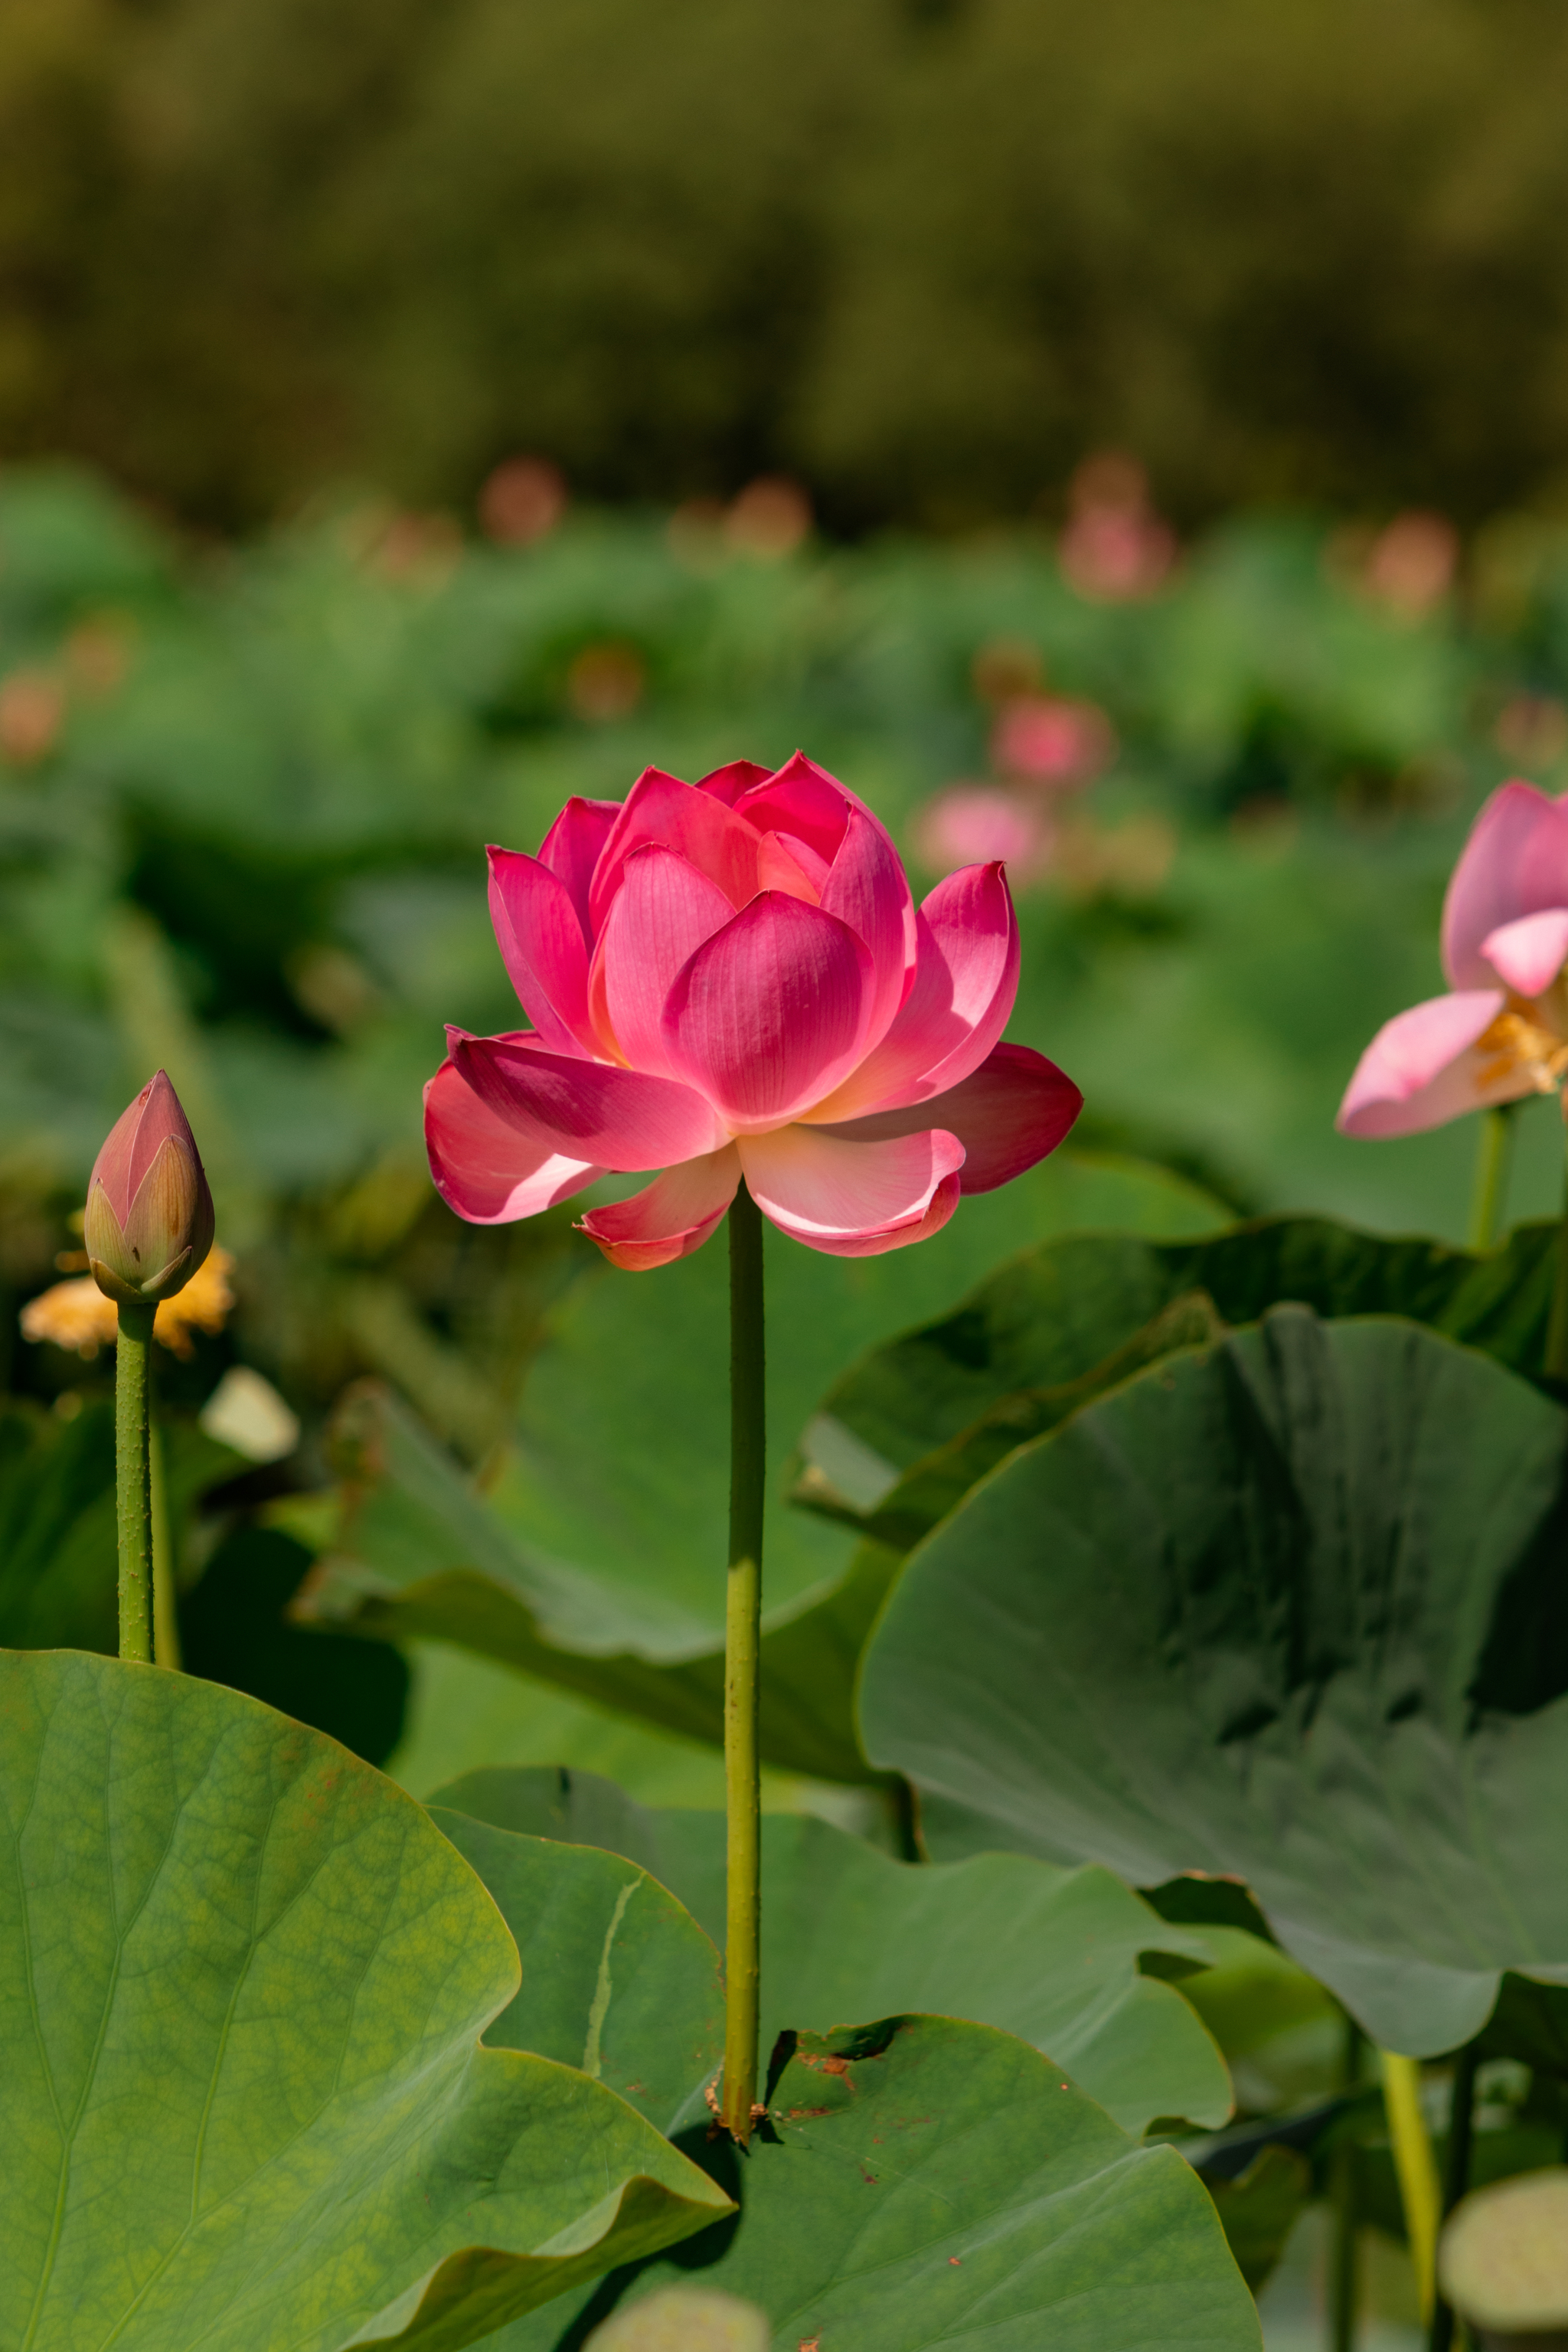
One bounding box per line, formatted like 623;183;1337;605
1474;1005;1568;1096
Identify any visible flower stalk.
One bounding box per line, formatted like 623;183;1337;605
115;1302;157;1661
722;1181;766;2143
1547;1128;1568;1383
1467;1102;1516;1252
1381;2051;1440;2325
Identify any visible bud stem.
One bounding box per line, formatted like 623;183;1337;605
115;1302;158;1663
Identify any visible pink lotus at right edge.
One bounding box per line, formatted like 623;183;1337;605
1339;779;1568;1139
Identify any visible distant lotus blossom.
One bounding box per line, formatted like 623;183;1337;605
1494;694;1568;769
991;694;1116;789
0;670;65;766
725;479;813;560
426;754;1081;1266
1363;511;1458;621
480;457;568;547
914;786;1052;882
1339;779;1568;1137
1059;452;1175;603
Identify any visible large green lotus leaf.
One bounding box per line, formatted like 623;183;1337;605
432;1766;1232;2137
1;1649;730;2352
301;1383;887;1783
427;1805;724;2135
859;1309;1568;2057
487;2015;1261;2352
800;1215;1557;1524
495;1154;1225;1623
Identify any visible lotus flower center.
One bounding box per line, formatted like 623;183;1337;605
1475;1000;1568;1096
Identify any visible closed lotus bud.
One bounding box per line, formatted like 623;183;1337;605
84;1071;215;1307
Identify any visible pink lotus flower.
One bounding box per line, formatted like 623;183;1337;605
913;786;1053;884
426;754;1082;1268
991;694;1116;789
1339;779;1568;1138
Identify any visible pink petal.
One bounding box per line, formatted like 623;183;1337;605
424;1057;601;1224
1441;780;1568;988
819;803;918;1047
739;1125;964;1257
806;861;1019;1121
697;760;772;807
662;893;877;1129
815;1041;1081;1192
733;752;855;862
1481;906;1568;998
589;845;735;1073
590;768;760;929
487;847;596;1054
578;1146;741;1271
452;1029;727;1168
90;1071;201;1223
756;833;824;902
538;797;621;946
1337;989;1526;1138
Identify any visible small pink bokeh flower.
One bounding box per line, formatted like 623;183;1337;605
913;786;1052;884
426;755;1082;1268
1058;453;1175;603
1361;511;1458;622
1339;779;1568;1138
991;694;1116;790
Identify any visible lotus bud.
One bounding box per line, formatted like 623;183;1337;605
84;1071;215;1307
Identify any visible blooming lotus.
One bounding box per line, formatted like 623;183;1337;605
1339;780;1568;1137
426;755;1082;1267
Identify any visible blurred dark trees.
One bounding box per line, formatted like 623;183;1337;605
4;0;1568;528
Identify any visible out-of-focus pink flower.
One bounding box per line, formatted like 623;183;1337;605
1059;452;1175;603
426;755;1082;1267
914;786;1052;882
1494;694;1568;769
1362;511;1458;620
0;670;65;766
991;694;1116;789
1339;779;1568;1137
725;479;812;559
480;457;568;547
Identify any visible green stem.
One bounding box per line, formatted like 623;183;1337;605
1547;1127;1568;1383
1381;2050;1439;2325
150;1418;181;1669
722;1181;766;2144
1427;2043;1480;2352
1330;2014;1364;2352
115;1303;157;1663
1467;1104;1516;1253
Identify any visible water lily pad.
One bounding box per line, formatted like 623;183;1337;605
433;1766;1231;2137
860;1310;1568;2056
490;2016;1261;2352
298;1156;1226;1786
428;1805;724;2135
2;1649;730;2350
801;1215;1557;1529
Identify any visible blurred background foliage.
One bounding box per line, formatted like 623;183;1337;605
5;0;1568;528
